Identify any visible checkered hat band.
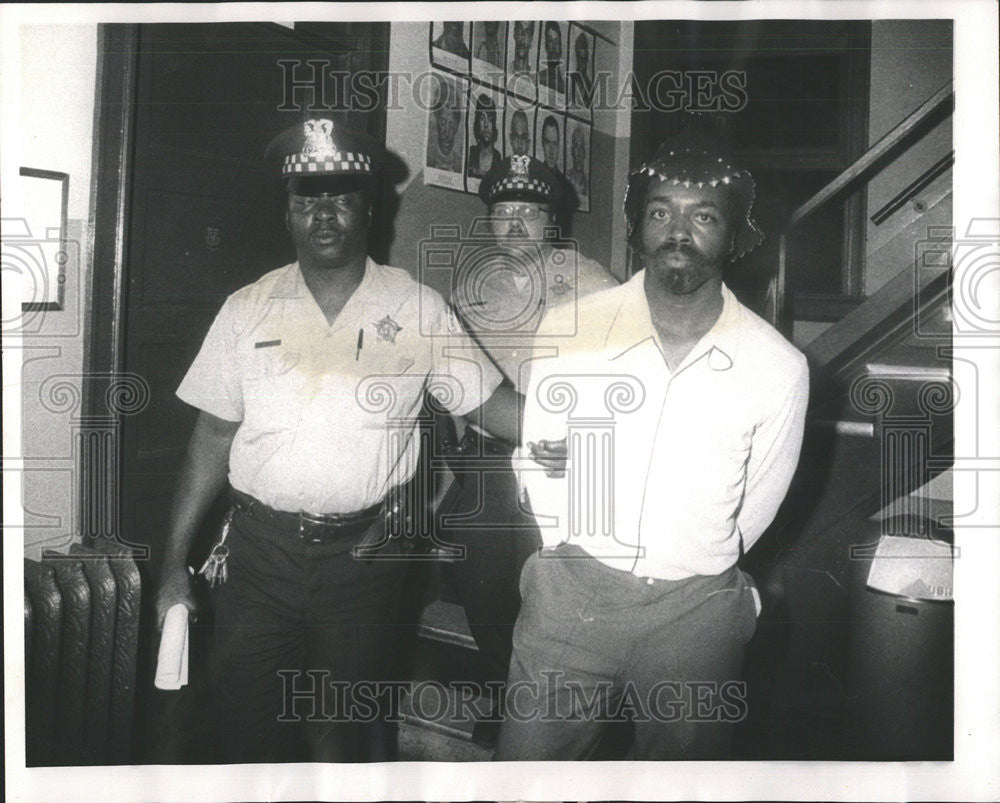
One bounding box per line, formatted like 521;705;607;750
491;177;551;198
283;152;372;175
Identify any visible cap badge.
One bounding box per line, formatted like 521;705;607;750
374;315;403;344
510;154;531;179
302;119;336;159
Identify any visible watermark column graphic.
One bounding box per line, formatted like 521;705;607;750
35;372;151;554
919;220;1000;532
416;218;570;541
848;371;957;537
4;216;90;550
534;373;645;558
353;372;467;560
847;218;1000;561
929;220;1000;531
415;216;650;556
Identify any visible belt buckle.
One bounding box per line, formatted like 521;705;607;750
298;511;338;543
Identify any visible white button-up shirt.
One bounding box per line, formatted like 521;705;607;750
453;248;618;392
517;271;809;580
178;259;501;514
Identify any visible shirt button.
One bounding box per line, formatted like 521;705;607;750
646;577;655;586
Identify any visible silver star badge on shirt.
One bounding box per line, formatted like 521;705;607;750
374;315;403;344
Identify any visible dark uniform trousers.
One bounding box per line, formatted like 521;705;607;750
447;442;542;696
210;507;407;763
495;544;759;761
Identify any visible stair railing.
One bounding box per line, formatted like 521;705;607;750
772;80;954;339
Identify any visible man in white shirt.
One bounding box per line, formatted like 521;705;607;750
154;118;514;763
496;138;809;760
448;154;617;747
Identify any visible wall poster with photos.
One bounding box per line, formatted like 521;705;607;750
424;20;597;212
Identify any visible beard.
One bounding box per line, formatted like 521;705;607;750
643;241;716;295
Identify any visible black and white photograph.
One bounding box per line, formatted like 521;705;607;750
565;116;591;212
2;4;999;803
429;20;471;73
535;108;565;174
504;102;535;159
424;69;466;188
568;22;595;118
536;20;568;109
506;19;537;101
465;85;505;191
470;20;506;82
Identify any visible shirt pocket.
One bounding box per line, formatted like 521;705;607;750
359;320;416;373
240;348;302;432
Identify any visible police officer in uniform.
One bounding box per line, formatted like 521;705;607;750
154;119;514;762
448;154;618;747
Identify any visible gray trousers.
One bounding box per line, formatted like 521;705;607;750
495;544;759;760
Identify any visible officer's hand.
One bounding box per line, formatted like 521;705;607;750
528;438;568;478
155;565;197;632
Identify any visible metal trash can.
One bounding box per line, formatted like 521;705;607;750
848;515;954;759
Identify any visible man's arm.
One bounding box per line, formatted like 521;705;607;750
154;410;240;629
464;381;523;445
737;357;810;552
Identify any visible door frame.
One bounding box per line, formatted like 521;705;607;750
85;22;393;547
84;23;139;544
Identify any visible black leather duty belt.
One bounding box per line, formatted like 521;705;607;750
455;427;514;457
230;488;384;545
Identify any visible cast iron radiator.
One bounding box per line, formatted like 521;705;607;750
23;537;141;766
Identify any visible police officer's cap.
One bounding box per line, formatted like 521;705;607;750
479;155;563;208
624;135;764;260
266;118;385;196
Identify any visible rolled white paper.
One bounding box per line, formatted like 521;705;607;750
154;603;189;690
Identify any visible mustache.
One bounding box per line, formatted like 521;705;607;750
641;241;710;267
655;241;699;258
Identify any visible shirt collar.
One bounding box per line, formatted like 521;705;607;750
604;271;657;356
698;284;741;371
605;271;742;371
270;262;308;299
269;257;379;301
